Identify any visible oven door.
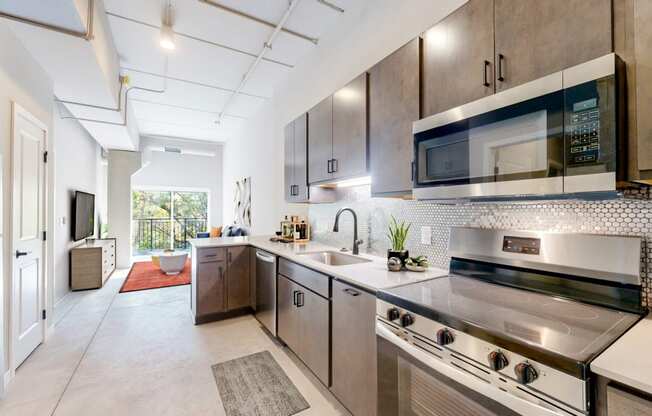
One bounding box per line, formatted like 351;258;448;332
413;74;564;200
376;322;573;416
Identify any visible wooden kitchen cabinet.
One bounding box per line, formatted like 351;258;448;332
193;258;226;319
284;114;310;202
332;73;368;180
277;262;331;386
191;245;252;324
494;0;612;91
369;38;420;196
226;246;250;310
422;0;494;117
308;96;333;184
331;280;377;416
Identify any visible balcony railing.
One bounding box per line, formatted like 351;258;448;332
132;218;207;254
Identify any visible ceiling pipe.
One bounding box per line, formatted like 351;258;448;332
106;12;294;69
0;0;95;40
217;0;302;124
130;98;246;119
197;0;318;45
315;0;345;13
120;66;270;99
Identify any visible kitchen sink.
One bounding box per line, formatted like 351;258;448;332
298;251;372;266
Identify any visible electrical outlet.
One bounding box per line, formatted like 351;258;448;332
421;226;432;245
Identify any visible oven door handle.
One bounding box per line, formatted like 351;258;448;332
376;322;570;416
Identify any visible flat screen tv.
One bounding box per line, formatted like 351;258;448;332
72;191;95;241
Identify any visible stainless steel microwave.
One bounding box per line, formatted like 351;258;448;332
413;53;624;200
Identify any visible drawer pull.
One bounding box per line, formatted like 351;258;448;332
343;288;360;297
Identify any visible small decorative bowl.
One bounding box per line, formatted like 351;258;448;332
405;264;427;272
387;257;402;272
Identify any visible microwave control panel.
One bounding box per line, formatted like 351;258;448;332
567;98;600;165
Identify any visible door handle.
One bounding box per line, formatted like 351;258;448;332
15;250;30;258
497;54;505;82
343;288;361;297
483;60;491;87
296;291;305;307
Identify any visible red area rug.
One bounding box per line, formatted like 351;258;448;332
120;259;191;293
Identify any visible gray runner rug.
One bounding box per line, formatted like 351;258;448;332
212;350;310;416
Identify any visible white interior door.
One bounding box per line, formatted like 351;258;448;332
11;104;46;369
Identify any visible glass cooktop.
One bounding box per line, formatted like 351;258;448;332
378;275;642;363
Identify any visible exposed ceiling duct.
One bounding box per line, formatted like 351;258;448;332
0;0;95;40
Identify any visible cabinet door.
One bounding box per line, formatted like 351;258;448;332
369;39;420;196
293;113;309;201
284;121;295;202
331;280;377;416
297;288;330;386
422;0;495;117
494;0;612;91
607;385;652;416
277;275;301;353
634;0;652;173
308;96;333;184
332;73;368;180
226;246;250;310
196;261;225;316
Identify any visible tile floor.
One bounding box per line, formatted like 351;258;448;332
0;269;350;416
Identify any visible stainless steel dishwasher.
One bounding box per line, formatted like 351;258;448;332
254;249;277;335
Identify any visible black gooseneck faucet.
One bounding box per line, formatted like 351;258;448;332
333;207;363;255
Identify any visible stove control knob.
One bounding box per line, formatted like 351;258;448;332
387;308;401;322
488;351;509;371
514;362;538;385
436;328;455;346
400;313;414;328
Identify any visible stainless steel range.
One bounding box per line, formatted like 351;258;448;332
376;227;645;416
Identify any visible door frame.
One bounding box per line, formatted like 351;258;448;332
7;102;49;377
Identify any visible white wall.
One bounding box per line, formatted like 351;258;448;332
52;115;105;305
107;150;142;268
223;0;467;234
0;21;54;389
133;137;223;227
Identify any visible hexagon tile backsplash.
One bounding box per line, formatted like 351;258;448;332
307;185;652;308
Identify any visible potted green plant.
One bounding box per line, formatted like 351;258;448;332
386;215;411;266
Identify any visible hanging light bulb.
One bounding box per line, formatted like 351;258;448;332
160;1;175;51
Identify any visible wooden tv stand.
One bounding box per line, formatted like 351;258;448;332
70;238;116;290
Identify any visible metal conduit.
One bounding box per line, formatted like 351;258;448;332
57;57;169;126
120;66;270;100
0;0;95;40
197;0;318;44
217;0;301;124
106;12;294;69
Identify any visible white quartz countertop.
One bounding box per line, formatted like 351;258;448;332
591;315;652;394
189;236;448;292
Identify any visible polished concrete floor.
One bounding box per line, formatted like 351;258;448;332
0;269;350;416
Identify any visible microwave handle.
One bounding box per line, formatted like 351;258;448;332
375;322;566;416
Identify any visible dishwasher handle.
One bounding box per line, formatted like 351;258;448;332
256;251;275;263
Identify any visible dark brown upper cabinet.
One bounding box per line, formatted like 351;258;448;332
284;114;309;202
308;96;334;184
494;0;612;91
369;39;420;196
332;73;369;181
422;0;495;117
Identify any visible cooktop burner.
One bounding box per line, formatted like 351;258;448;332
378;274;640;363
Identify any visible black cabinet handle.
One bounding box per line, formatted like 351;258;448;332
411;161;415;182
483;60;491;87
296;291;305;307
293;290;299;306
343;288;360;297
497;54;505;82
